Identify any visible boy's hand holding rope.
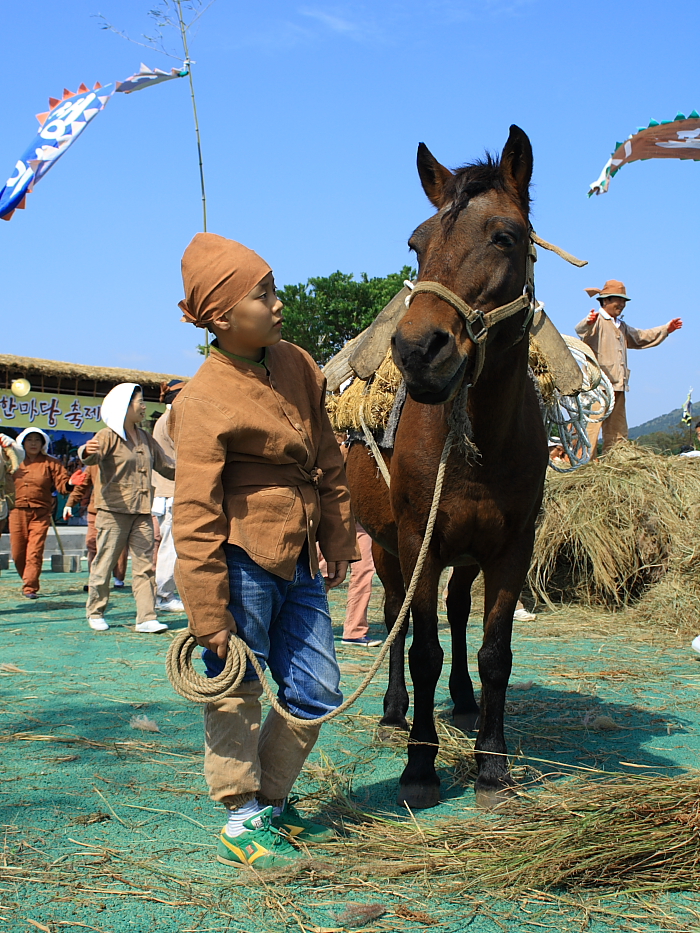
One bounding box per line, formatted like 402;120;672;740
166;432;454;726
195;560;349;660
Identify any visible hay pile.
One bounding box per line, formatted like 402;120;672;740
529;442;700;626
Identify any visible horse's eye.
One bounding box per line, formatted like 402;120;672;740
492;232;515;249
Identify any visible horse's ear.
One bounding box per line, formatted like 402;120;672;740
500;125;533;202
417;143;453;208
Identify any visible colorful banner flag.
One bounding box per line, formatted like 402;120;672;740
588;110;700;196
0;83;115;221
681;388;693;427
0;64;187;221
116;62;189;94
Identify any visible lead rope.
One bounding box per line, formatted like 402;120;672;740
359;397;392;488
166;430;455;721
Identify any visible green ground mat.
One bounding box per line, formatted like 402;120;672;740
0;566;699;932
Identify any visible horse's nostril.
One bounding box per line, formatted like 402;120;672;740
425;329;451;364
394;329;453;369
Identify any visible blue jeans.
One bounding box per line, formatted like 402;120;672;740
202;544;342;719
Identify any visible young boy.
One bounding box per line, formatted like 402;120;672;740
170;233;359;869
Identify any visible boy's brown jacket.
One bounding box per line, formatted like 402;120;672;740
170;341;360;638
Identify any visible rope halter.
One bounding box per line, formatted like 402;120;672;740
405;232;586;388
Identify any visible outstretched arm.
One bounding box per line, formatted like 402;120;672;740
624;320;673;349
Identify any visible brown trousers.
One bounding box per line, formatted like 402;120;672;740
587;391;628;459
9;506;51;594
86;511;156;623
86;511;128;581
204;680;322;809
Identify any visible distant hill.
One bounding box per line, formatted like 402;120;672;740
629;402;700;439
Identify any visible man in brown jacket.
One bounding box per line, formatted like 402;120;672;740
575;279;682;456
10;428;71;597
171;232;359;870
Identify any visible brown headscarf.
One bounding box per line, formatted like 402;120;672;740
178;233;272;328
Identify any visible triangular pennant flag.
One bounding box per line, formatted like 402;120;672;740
0;82;116;220
0;62;185;221
589;109;700;194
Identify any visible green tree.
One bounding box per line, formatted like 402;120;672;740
277;266;415;365
636;428;692;455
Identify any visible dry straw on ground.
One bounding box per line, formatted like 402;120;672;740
322;770;700;895
528;442;700;630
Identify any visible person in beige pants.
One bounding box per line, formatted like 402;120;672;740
575;279;682;457
80;383;175;633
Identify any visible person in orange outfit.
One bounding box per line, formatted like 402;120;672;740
10;428;71;598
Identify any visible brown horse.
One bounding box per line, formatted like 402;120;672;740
345;125;547;809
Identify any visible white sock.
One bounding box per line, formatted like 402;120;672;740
225;799;263;837
272;798;286;818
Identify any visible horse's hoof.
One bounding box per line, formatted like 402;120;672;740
452;712;480;732
376;724;406;743
474;780;517;811
397;783;441;809
378;716;409;733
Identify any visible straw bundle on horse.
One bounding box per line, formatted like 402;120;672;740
327;337;570;436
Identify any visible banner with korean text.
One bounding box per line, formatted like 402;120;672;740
0;391;161;433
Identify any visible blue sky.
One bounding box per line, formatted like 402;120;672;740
1;0;698;427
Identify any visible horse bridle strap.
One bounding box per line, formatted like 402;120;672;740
407;281;531;386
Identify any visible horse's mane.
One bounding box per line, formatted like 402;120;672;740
442;153;529;229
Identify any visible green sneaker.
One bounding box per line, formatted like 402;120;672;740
272;800;335;844
216;806;302;869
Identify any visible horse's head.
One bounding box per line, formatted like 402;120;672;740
392;125;533;404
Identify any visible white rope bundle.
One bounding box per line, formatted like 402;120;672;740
543;337;614;471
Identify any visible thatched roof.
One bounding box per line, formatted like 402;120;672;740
0;354;188;386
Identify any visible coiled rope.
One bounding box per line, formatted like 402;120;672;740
166;430;455;724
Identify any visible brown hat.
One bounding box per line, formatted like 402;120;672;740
178;233;272;328
584;279;631;302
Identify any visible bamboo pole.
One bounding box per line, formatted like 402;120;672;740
174;0;209;355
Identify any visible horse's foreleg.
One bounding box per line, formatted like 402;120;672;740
397;543;443;809
373;543;410;731
474;537;533;808
446;565;481;731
